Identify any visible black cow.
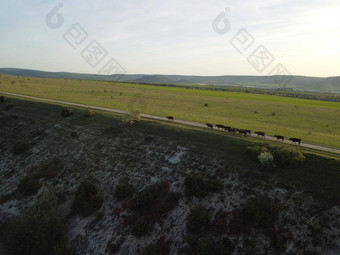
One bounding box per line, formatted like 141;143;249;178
206;123;214;129
166;116;174;121
274;135;284;141
254;131;265;138
289;138;301;145
228;128;237;134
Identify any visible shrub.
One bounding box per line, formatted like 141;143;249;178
0;95;7;102
258;152;274;168
1;194;70;255
186;204;210;234
71;131;78;138
71;181;103;216
184;174;223;198
106;241;120;254
204;103;208;107
0;193;13;205
115;182;135;201
129;110;141;124
94;211;105;222
197;238;231;255
142;240;169;255
206;179;224;193
246;145;268;159
184;174;206;197
272;147;306;167
61;107;72;117
12;141;29;154
29;158;62;180
84;108;94;118
126;182;175;214
18;176;41;196
131;217;150;237
5;103;15;110
125;182;180;237
242;197;278;229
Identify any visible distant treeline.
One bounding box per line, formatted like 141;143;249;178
117;81;340;103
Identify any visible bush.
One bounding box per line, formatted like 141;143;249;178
272;147;306;167
184;174;206;197
246;145;268;159
0;95;7;102
115;182;135;201
71;181;103;216
129;110;141;124
184;174;223;198
142;240;169;255
1;194;70;255
29;158;62;180
84;108;94;118
5;103;15;110
242;197;278;229
94;211;105;222
131;217;150;237
186;204;210;234
197;238;231;255
206;179;224;193
126;182;177;214
258;152;274;168
61;107;72;117
125;182;180;237
18;176;41;196
71;131;78;138
0;193;13;205
12;141;29;154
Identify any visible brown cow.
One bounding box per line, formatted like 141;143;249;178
223;126;231;131
254;131;265;138
274;135;284;141
215;124;225;129
289;138;301;145
166;116;174;121
206;123;214;129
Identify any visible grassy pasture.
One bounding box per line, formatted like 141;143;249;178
1;74;339;148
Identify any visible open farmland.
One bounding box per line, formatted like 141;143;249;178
1;74;340;148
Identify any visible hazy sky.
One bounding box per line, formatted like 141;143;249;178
1;0;339;77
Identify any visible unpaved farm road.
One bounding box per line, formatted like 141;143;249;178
1;91;340;155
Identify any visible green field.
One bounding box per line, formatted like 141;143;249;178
1;74;340;148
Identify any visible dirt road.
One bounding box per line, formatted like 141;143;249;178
1;91;339;154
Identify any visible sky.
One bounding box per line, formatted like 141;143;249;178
0;0;339;77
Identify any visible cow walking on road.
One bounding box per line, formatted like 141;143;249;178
254;131;265;138
206;123;214;129
289;138;301;145
274;135;284;141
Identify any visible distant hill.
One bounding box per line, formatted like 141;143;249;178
133;75;174;84
0;68;339;93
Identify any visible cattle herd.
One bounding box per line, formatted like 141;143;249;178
165;116;301;145
207;123;301;144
